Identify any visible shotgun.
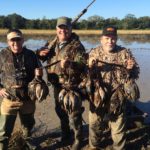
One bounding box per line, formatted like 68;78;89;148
45;0;96;49
71;0;96;25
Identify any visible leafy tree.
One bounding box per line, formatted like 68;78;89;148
0;16;5;28
7;13;26;29
87;15;104;29
138;16;150;29
0;13;150;30
77;19;88;29
25;20;35;29
121;14;138;29
49;19;57;29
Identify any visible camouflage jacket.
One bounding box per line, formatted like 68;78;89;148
0;47;39;97
89;45;140;91
38;33;87;87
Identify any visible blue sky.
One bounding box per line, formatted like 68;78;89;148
0;0;149;20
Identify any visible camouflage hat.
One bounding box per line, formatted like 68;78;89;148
102;26;117;36
56;17;72;28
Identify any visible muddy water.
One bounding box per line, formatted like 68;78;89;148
0;34;150;126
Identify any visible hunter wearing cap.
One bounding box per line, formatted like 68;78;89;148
36;17;87;150
0;29;42;150
88;26;140;150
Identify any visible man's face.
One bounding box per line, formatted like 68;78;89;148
56;25;72;42
100;35;117;53
7;36;24;54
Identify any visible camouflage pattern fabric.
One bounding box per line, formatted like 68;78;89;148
43;32;87;87
0;47;40;95
88;45;140;149
89;45;140;105
37;32;87;150
0;47;39;149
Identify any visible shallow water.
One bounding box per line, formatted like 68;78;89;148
0;34;150;122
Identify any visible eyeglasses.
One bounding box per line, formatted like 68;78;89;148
10;38;22;42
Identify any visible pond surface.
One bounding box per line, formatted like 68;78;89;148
0;34;150;122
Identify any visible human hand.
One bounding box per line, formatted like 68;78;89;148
38;47;49;56
126;58;135;69
2;98;23;109
0;88;9;98
60;58;70;68
89;58;96;68
35;68;43;77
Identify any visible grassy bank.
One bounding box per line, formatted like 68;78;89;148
0;29;150;35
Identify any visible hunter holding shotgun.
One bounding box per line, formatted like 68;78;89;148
36;17;87;150
36;1;95;149
37;16;86;149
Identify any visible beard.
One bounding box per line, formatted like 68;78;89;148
102;45;115;53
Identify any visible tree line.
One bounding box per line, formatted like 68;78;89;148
0;13;150;30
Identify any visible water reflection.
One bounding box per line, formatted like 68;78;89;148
24;34;150;53
82;35;150;51
0;34;150;120
1;34;150;51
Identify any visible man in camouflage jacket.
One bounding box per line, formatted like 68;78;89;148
88;26;140;150
0;29;41;150
37;17;86;149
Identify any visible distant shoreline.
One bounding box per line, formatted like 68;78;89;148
0;29;150;35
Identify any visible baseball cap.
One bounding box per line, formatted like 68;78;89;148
102;26;117;36
56;17;72;28
7;29;23;40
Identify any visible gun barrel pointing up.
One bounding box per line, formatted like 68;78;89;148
71;0;96;25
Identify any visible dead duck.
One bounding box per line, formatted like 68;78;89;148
109;86;125;115
58;89;67;105
63;90;81;114
124;79;140;101
28;77;49;102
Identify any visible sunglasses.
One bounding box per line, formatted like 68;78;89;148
10;38;22;42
